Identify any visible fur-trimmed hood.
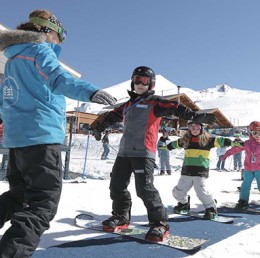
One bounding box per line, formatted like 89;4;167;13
0;29;46;51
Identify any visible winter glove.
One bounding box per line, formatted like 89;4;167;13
158;143;168;150
192;113;216;125
91;122;107;141
231;141;243;148
92;128;102;141
166;142;174;151
90;90;117;106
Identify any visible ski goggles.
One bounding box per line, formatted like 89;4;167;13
29;17;67;43
132;75;151;86
250;131;260;136
188;123;202;131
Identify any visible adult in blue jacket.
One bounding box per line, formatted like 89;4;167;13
0;9;116;258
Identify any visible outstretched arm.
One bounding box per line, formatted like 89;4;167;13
166;139;183;151
154;101;215;124
91;104;125;140
222;146;244;160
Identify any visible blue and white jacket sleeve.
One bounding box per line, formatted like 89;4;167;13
35;44;99;102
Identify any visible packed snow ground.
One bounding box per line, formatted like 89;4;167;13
0;133;260;258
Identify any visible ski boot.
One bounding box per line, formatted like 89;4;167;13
204;207;217;220
173;196;190;214
235;199;249;209
145;221;170;242
102;211;130;232
166;170;172;175
160;170;165;175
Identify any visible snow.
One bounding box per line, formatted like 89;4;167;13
1;133;260;258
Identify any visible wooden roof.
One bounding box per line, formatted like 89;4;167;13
162;94;233;128
0;24;10;75
162;93;201;111
196;108;233;128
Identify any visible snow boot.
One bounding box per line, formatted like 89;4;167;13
160;170;165;175
173;196;190;214
166;170;172;175
204;207;217;220
235;199;249;209
102;212;130;232
145;221;170;242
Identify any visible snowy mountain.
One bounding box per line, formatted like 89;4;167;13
66;75;260;126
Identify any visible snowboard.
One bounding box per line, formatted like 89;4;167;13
220;201;260;214
166;206;235;224
74;213;209;251
221;187;259;195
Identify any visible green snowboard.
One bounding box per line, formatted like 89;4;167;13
165;205;235;224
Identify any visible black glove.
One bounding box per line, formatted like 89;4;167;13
91;121;107;141
92;128;102;141
90;90;117;105
231;141;243;148
192;113;216;124
167;143;174;151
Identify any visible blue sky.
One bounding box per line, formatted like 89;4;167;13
1;1;260;91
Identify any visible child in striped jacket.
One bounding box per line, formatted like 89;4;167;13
164;119;238;219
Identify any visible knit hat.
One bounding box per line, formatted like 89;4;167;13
17;10;67;43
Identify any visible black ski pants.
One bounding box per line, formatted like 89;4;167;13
109;156;168;223
0;144;63;258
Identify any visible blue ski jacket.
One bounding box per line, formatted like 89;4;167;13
0;30;99;147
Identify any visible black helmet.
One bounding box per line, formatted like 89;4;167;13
131;66;156;91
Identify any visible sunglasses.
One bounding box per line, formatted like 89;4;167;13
132;75;151;86
251;131;260;136
29;17;67;43
188;124;202;131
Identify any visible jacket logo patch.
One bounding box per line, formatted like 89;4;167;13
134;169;144;174
2;76;19;108
136;104;148;108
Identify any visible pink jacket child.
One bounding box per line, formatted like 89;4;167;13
222;121;260;209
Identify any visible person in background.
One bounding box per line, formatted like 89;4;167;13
222;121;260;209
157;128;172;175
164;119;240;220
101;130;110;160
91;66;215;242
216;146;228;171
233;133;243;171
0;10;116;258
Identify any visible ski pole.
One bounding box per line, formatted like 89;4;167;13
108;144;118;153
82;129;90;179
